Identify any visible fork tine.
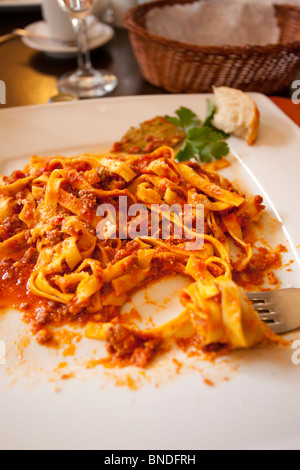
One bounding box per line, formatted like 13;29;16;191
247;292;282;332
252;302;273;310
246;292;274;312
246;292;271;302
246;288;300;334
257;312;281;322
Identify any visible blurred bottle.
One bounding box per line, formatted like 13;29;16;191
93;0;137;28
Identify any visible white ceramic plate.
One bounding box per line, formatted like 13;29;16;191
0;94;300;451
21;19;114;58
0;0;40;8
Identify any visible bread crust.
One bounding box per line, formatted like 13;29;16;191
212;86;260;146
247;105;260;146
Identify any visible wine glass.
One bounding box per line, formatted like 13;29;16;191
56;0;118;98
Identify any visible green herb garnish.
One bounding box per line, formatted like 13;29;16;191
164;106;201;131
165;100;230;164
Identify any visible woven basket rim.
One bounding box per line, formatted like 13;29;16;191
124;0;300;55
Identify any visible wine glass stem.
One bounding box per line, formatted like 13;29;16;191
72;17;92;73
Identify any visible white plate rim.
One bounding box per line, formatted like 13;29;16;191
0;93;300;451
0;0;40;8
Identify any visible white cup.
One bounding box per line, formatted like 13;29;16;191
42;0;76;42
92;0;107;18
114;0;137;28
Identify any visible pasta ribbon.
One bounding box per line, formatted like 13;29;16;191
182;279;269;349
97;157;137;182
174;162;245;207
0;176;33;196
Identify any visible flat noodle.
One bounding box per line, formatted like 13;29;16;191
0;146;283;367
181;279;270;349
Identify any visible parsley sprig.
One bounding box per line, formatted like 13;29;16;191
165;101;230;164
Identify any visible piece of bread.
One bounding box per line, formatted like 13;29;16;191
212;86;260;146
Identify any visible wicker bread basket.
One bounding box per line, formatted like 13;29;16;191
124;0;300;94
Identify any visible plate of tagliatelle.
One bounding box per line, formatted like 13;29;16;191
0;93;300;451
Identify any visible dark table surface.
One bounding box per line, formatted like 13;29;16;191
0;6;298;109
0;6;165;109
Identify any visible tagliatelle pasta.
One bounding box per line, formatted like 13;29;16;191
0;146;284;367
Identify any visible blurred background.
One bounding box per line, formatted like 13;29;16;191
0;0;299;108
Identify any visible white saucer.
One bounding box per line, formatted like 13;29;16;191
0;0;41;8
21;18;114;58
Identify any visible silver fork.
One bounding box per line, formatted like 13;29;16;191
247;289;300;334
